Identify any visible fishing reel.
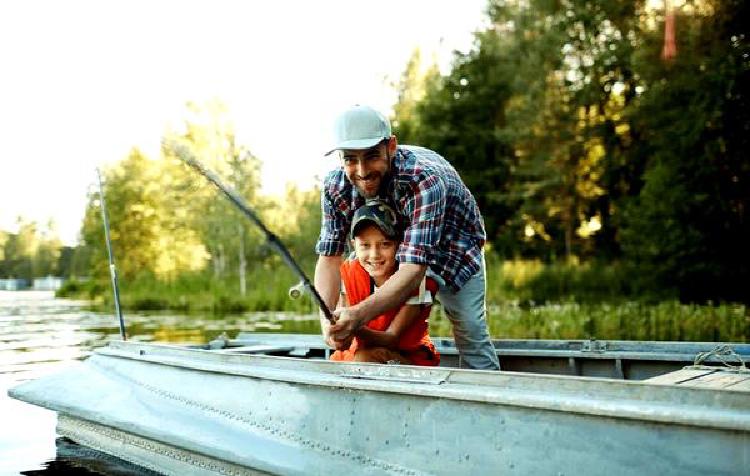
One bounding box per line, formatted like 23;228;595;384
288;281;306;300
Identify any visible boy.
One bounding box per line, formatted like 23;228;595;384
326;199;440;366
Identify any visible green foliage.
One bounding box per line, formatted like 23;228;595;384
393;31;516;244
430;300;749;342
56;278;104;300
55;279;83;296
485;256;672;304
619;0;750;302
163;100;265;287
77;100;266;288
65;266;319;316
391;0;749;302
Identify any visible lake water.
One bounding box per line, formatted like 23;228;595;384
0;290;321;475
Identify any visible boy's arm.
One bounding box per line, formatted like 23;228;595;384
355;303;423;350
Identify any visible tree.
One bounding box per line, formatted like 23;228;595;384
391;48;441;145
1;220;38;279
80;147;210;282
32;220;62;277
389;0;749;301
487;1;642;260
620;0;750;301
162;99;264;291
263;183;321;269
392;24;517;248
0;219;64;279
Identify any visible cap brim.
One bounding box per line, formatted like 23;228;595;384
325;137;384;156
350;217;397;241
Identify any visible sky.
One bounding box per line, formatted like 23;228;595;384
0;0;487;245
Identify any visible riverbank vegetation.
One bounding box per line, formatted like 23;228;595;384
57;262;748;342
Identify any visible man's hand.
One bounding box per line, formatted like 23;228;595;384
321;318;352;350
329;306;365;342
327;334;353;350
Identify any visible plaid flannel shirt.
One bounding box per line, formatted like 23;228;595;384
316;145;486;291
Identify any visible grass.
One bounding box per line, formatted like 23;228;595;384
430;301;749;342
485;256;672;304
57;264;318;315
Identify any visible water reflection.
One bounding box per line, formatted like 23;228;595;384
20;439;161;476
0;291;322;376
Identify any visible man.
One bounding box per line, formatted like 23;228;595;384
314;104;500;370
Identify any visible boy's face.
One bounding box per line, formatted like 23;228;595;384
353;224;398;282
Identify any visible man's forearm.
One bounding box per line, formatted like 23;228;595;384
352;263;426;322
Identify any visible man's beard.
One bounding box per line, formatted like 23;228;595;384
355;170;390;198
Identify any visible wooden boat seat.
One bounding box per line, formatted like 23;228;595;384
646;367;750;391
215;344;295;354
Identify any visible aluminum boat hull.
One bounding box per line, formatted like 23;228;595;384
9;337;750;475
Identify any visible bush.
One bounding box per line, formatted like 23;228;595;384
56;279;83;297
487;256;675;305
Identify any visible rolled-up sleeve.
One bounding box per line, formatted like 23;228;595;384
315;184;347;256
397;175;446;265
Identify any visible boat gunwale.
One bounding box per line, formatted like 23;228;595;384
233;333;750;363
88;340;750;433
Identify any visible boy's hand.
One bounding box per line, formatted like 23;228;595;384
330;307;364;341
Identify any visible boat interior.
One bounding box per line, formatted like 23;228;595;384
193;333;750;385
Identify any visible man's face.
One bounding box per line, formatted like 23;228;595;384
341;142;391;198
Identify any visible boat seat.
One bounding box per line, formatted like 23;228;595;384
646;367;750;391
214;344;295;354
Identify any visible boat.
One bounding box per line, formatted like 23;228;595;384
9;333;750;475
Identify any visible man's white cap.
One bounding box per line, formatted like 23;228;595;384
326;105;392;155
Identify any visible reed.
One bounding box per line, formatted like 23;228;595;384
57;264;318;315
430;301;749;342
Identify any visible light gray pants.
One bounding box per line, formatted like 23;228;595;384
430;256;500;370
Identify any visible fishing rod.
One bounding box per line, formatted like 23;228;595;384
96;168;127;340
166;141;334;323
